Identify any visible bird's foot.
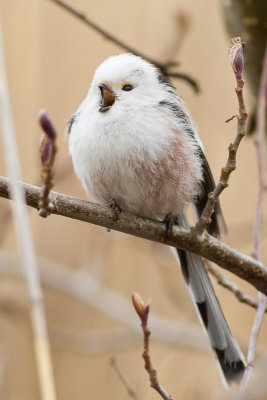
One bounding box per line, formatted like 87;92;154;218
107;199;122;222
163;213;178;241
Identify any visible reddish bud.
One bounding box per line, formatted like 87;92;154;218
39;109;57;141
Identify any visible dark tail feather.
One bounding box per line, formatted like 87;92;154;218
175;213;246;385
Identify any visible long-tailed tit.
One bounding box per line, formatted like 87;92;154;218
67;54;246;385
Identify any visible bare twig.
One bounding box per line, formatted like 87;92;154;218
132;293;174;400
0;250;208;351
0;14;57;400
0;176;267;295
225;115;238;123
161;71;199;93
110;357;140;400
195;37;248;236
38;110;57;218
238;42;267;399
47;0;199;92
206;262;266;312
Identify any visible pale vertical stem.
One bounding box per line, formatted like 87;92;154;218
238;43;267;399
0;13;57;400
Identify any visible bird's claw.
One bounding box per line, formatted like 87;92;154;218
163;214;178;241
107;199;122;222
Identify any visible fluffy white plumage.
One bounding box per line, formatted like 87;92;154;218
68;54;202;220
67;53;245;385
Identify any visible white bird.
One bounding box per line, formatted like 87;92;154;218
67;53;246;385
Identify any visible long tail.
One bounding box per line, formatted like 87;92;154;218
175;213;246;385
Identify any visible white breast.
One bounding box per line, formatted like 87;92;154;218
69;95;202;220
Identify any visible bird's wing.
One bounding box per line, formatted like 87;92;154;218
158;78;227;237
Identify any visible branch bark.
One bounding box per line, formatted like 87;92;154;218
0;176;267;295
47;0;199;92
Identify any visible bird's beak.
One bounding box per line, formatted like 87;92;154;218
98;83;116;112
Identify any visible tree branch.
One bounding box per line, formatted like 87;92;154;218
0;176;267;295
47;0;199;92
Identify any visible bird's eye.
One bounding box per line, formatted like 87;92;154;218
122;83;133;91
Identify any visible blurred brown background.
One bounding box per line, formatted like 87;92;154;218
0;0;267;399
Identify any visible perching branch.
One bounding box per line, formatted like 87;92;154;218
196;37;248;235
132;293;174;400
0;176;267;295
47;0;199;92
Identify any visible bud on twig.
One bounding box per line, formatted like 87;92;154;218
39;110;57;166
132;292;150;327
39;109;57;141
229;37;245;75
132;292;173;399
38;110;57;217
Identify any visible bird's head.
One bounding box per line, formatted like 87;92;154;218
88;53;161;114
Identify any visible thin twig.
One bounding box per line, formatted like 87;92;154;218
0;176;267;295
0;14;57;400
195;37;248;236
161;71;199;92
38;110;58;218
206;262;266;312
238;42;267;399
47;0;199;92
225;115;238;123
132;293;174;400
110;357;140;400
